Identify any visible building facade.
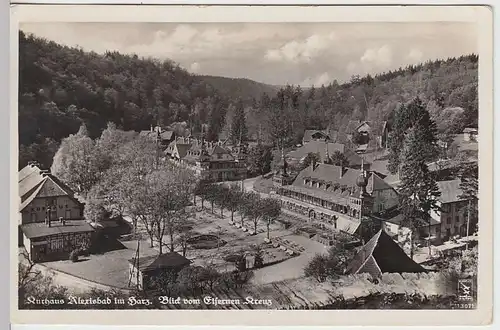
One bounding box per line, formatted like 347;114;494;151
418;179;472;245
22;220;94;263
274;161;399;237
18;163;93;262
19;163;84;225
165;137;247;182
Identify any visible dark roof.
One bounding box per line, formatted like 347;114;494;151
437;179;466;204
346;230;426;278
129;252;191;272
303;130;329;143
21;220;94;239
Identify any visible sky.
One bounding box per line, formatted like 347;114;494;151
20;22;478;87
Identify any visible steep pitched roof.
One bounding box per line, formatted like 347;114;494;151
303;130;329;143
19;170;45;199
346;230;426;278
19;164;41;182
366;172;394;193
345;121;388;136
129;252;191;272
19;172;82;212
437;179;466;204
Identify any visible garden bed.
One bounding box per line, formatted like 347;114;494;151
187;234;227;250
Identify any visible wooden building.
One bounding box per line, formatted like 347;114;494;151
21;219;94;263
128;252;191;290
18;162;93;262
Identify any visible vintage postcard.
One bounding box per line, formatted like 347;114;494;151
10;4;493;326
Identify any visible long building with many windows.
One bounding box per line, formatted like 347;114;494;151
275;160;399;237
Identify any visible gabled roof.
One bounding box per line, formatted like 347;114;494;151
345;120;388;136
366;172;394;193
129;252;191;272
346;230;426;278
303;130;329;143
19;170;45;199
19;169;82;212
463;127;478;133
437;179;466;204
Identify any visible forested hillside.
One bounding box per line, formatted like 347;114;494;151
18;31;270;168
18;29;478;169
198;75;278;103
248;54;478;147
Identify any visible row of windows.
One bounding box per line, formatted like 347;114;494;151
31;204;71;212
304;180;352;193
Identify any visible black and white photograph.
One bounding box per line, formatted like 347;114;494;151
11;4;493;326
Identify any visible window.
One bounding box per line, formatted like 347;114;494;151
455;215;459;223
446;217;451;224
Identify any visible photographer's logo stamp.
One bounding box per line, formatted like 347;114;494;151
458;279;473;301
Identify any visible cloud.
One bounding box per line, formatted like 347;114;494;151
189;62;201;73
300;72;332;87
407;48;424;63
264;32;337;63
360;45;393;69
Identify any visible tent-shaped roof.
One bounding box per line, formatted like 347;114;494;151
346;230;426;278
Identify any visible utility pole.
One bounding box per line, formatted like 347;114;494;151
465;199;471;250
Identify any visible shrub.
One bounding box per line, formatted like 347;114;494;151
69;250;79;262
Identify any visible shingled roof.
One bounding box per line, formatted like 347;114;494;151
346;230;426;278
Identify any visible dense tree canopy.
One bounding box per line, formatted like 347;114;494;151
19;30;478;170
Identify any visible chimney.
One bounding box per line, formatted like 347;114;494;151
40;169;50;177
340;166;345;178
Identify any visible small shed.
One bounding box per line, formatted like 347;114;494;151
128;252;191;290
